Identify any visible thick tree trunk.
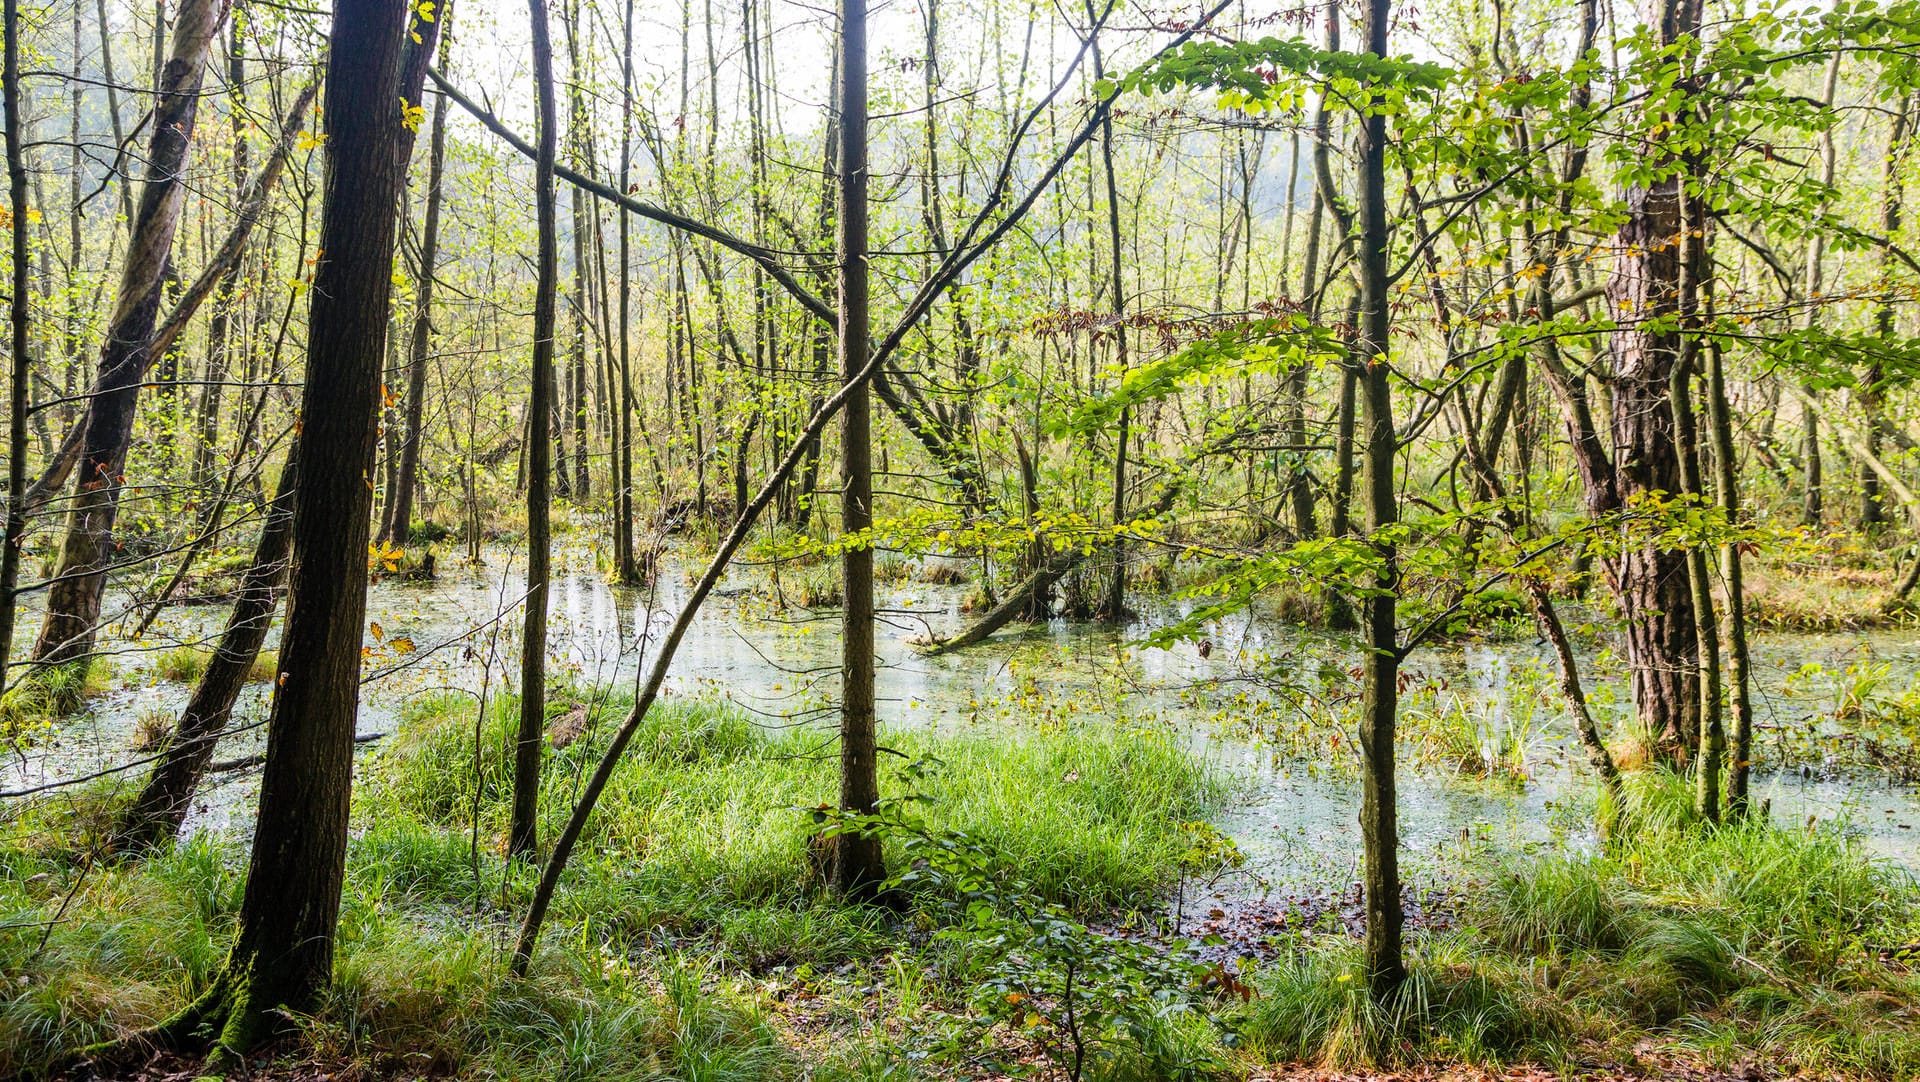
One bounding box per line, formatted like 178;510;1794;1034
511;0;560;860
33;0;227;670
1599;0;1702;758
143;0;435;1052
828;0;884;898
113;453;297;852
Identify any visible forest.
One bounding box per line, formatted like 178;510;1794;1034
5;0;1920;1076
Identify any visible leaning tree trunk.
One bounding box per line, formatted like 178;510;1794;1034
510;0;560;860
112;452;297;853
33;0;226;672
1354;0;1404;1000
384;0;453;546
132;0;438;1055
827;0;884;898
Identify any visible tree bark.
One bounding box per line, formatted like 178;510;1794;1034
145;0;435;1052
33;0;228;671
1355;0;1404;1000
0;0;30;693
828;0;884;898
1706;330;1753;816
511;0;560;860
1595;0;1703;759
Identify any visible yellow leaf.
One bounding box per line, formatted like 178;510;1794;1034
371;621;385;641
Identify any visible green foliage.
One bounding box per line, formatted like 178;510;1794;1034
151;646;212;685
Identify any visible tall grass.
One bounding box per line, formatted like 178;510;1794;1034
0;687;1229;1075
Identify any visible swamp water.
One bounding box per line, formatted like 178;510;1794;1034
9;543;1920;905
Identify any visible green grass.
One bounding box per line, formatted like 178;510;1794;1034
150;645;212;684
0;660;104;744
8;689;1918;1080
1450;769;1920;1075
0;689;1229;1077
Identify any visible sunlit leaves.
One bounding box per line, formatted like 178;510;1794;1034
1058;314;1345;438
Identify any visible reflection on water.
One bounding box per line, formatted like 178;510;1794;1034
8;542;1920;881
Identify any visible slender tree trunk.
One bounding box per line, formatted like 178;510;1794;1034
1080;2;1129;622
33;0;227;672
612;0;640;582
114;452;298;852
1670;194;1720;821
827;0;884;897
1800;50;1842;529
0;0;30;692
97;0;137;228
1706;326;1753;815
385;1;454;546
1355;0;1402;998
511;0;560;860
192;28;249;497
1865;98;1909;533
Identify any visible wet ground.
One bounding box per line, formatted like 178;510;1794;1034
8;539;1920;895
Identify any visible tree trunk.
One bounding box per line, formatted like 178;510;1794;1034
1800;50;1842;530
612;0;640;583
828;0;884;898
149;0;434;1052
1706;329;1753;816
1087;7;1129;624
1355;0;1404;1000
33;0;227;671
190;27;249;500
1669;210;1721;821
384;1;453;547
113;452;298;852
0;0;30;692
511;0;560;860
1865;98;1909;533
1597;0;1703;760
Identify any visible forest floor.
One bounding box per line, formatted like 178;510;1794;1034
8;651;1920;1081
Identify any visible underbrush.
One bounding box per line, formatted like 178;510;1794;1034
0;660;105;746
1744;550;1913;632
0;692;1233;1078
6;702;1920;1079
1232;771;1920;1075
